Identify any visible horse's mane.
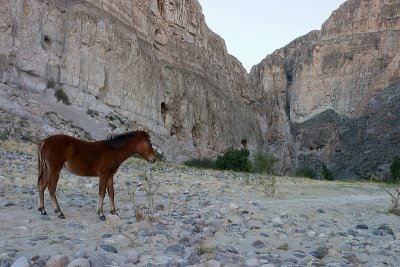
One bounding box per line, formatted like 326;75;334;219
104;131;149;147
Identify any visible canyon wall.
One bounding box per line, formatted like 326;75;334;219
249;0;400;178
0;0;261;161
0;0;399;178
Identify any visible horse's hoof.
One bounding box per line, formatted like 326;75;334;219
99;215;106;221
58;214;65;219
38;207;47;215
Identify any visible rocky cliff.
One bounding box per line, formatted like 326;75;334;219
0;0;399;178
249;0;400;178
0;0;261;161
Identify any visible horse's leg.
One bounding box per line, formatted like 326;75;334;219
48;170;65;219
38;174;48;216
97;175;108;221
106;176;117;216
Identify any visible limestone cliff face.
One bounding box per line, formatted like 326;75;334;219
0;0;261;161
250;0;400;178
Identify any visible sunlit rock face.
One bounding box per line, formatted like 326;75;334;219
249;0;400;178
0;0;261;161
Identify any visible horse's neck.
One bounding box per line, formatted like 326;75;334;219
112;140;139;163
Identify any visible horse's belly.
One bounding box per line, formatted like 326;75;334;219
65;162;97;177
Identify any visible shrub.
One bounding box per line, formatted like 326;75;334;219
390;155;400;183
251;152;277;174
216;148;251;172
54;88;70;105
295;166;316;179
184;158;216;169
321;164;334;181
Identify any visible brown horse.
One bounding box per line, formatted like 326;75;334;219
37;130;156;220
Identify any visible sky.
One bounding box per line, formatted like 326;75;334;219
198;0;347;72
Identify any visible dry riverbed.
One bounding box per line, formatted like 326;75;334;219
0;141;399;267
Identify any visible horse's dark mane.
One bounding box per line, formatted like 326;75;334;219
103;131;149;147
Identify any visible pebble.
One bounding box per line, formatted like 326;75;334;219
10;257;29;267
164;244;185;256
67;258;90;267
99;244;118;253
310;247;329;259
46;255;69;267
124;250;139;264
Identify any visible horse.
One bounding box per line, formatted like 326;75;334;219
37;130;156;220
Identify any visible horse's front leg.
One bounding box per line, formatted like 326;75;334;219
97;175;108;221
106;176;118;216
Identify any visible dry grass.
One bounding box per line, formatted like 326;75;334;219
0;140;37;154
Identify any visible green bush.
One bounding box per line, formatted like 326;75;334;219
295;166;316;179
216;148;251;172
54;88;70;105
251;152;277;174
184;158;216;169
321;164;334;181
390;155;400;183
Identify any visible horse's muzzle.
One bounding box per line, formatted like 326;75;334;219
148;157;156;163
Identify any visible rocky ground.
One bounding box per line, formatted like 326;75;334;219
0;141;399;267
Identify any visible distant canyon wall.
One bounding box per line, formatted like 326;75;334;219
249;0;400;178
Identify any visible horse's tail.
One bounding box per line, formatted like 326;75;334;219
37;141;47;188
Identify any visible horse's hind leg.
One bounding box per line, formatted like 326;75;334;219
48;170;65;219
38;175;48;215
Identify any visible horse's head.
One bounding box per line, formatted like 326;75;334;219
135;131;156;163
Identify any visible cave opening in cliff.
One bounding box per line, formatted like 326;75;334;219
161;102;168;123
43;36;51;47
241;139;247;149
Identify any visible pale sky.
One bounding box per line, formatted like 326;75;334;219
198;0;347;72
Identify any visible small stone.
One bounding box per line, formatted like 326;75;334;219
124;250;139;264
68;223;84;230
206;260;221;267
252;240;266;249
188;252;201;265
164;244;185;256
73;250;87;259
10;257;29;267
224;244;239;254
101;233;112;238
277;243;289;250
307;231;317;239
272;216;282;224
229;203;239;209
245;258;259;267
377;224;395;236
89;253;110;267
1;201;15;207
356;224;368;230
316;208;325;213
67;258;90;267
46;255;69;267
99;244;118;253
310;247;329;259
342;253;366;265
30;235;48;241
